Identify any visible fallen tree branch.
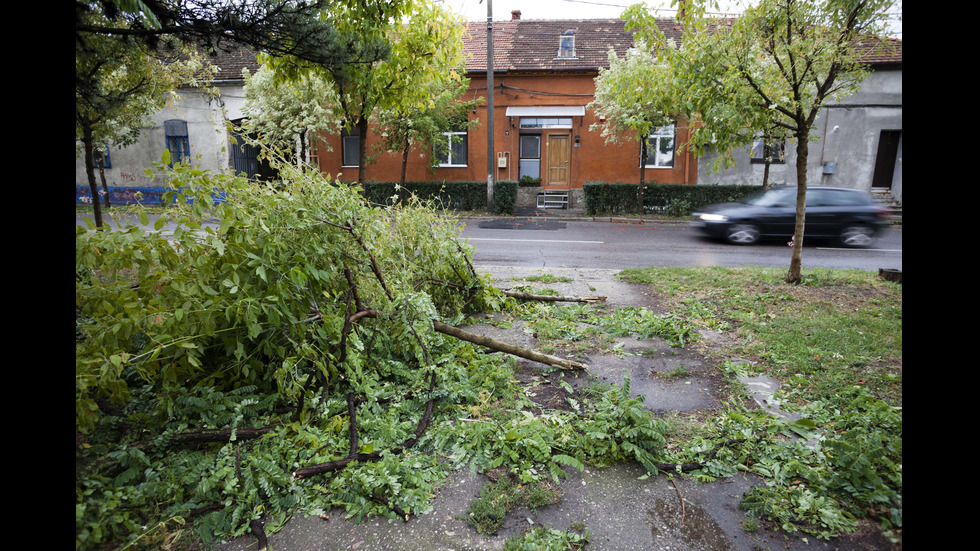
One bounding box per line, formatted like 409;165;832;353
432;320;588;370
250;520;268;551
172;427;274;445
671;478;686;526
293;372;438;480
501;290;607;303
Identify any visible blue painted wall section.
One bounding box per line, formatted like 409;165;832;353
75;186;226;205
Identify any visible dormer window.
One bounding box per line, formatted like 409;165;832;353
558;30;575;58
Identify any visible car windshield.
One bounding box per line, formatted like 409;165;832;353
742;188;795;207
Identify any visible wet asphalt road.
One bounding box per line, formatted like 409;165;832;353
77;210;902;273
461;218;902;272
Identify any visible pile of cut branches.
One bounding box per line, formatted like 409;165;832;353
75;158;613;549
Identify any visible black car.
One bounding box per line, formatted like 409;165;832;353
691;186;891;247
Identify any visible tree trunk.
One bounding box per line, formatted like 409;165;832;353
299;128;308;167
787;135;809;284
762;154;771;190
400;136;410;187
82;125;104;228
97;153;111;209
761;136;776;190
357;116;369;184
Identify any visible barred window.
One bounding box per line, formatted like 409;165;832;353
164;120;190;164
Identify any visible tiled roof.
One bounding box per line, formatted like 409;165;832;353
193;20;900;80
853;36;903;68
207;47;261;81
463;18;684;73
462;18;901;73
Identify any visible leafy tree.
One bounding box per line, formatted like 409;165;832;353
240;62;341;167
75;4;207;227
588;41;675;190
624;0;895;283
374;77;482;186
265;0;469;183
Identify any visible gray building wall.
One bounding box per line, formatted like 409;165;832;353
696;69;903;205
75;80;247;190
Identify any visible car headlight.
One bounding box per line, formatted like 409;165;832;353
698;213;729;222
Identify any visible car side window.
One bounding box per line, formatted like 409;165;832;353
770;189;795;207
827;190;862;206
806;189;828;207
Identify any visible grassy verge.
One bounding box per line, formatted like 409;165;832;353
617;266;902;407
617;266;902;541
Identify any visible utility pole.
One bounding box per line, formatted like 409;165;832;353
485;0;495;212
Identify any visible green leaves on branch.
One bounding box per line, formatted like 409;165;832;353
619;0;894;168
262;0;470;179
588;39;674;147
75;153;490;434
75;151;505;547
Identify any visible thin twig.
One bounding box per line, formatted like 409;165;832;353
670;477;685;526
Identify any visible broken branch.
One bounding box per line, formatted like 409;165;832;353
432;320;588;370
501;290;607;303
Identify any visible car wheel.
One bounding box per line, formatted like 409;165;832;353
725;223;760;245
840;225;874;247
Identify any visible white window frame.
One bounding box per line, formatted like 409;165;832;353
643;123;676;169
519;117;573;129
436;129;468;167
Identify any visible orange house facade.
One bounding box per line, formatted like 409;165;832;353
315;14;697;200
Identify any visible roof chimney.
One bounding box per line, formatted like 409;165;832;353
511;10;521;20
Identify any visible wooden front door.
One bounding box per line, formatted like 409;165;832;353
546;134;571;187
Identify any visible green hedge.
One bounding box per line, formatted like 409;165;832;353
583;182;763;216
363;180;518;214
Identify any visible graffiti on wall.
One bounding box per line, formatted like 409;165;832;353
75;186;226;205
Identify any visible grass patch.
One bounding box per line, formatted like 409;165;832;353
617;266;902;541
656;365;691;381
503;525;590;550
510;300;698;360
618;266;901;407
514;273;574;284
465;476;563;535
